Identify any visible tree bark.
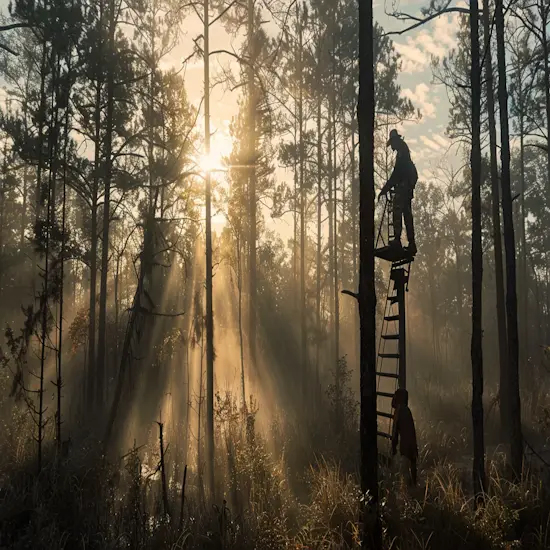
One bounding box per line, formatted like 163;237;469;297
333;103;340;375
470;0;486;501
247;0;257;379
97;0;116;407
351;123;359;367
358;0;380;544
88;56;102;409
519;120;529;372
483;0;508;436
541;7;550;200
316;95;322;404
298;9;307;401
327;109;335;372
495;0;523;477
204;0;215;497
20;166;29;249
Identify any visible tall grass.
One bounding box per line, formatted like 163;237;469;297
0;379;549;548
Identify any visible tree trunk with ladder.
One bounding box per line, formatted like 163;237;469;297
358;0;380;543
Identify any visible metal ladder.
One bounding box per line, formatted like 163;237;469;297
374;193;413;446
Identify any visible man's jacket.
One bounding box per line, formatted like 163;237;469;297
385;142;418;194
392;404;418;460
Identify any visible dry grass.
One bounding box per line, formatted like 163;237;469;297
0;381;549;549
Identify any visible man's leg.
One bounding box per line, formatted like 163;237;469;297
403;194;416;255
391;190;404;246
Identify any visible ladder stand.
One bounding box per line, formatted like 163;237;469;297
374;192;413;447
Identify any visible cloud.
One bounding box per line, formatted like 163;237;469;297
432;13;461;52
401;83;436;119
394;39;429;73
420;135;442;151
393;12;461;74
432;134;450;149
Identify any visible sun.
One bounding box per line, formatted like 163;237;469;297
198;130;233;173
199;151;224;173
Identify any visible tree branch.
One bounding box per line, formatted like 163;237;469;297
384;7;472;37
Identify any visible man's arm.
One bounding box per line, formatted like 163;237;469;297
380;166;398;196
380;154;406;195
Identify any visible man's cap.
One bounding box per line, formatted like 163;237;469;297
387;129;402;147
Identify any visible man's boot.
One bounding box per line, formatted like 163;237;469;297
406;241;417;257
388;238;402;249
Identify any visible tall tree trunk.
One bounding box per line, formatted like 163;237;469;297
358;0;380;544
542;11;550;200
57;68;72;450
483;0;508;435
293;116;297;300
470;0;486;500
0;149;6;301
88;199;98;407
495;0;523;477
247;0;257;378
327;113;335;370
333;106;340;373
519;120;529;369
39;47;61;471
88;70;102;409
203;0;215;496
298;10;307;401
20;166;29;249
316;96;322;403
97;0;116;407
237;234;246;407
330;39;340;384
351;123;359;367
114;256;120;362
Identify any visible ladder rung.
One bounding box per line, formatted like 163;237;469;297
388;295;398;304
384;315;399;322
392;257;413;268
382;334;399;340
377;371;399;379
377;410;393;419
379;353;399;359
376;391;394;398
377;431;392;439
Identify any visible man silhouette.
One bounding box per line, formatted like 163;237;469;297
379;129;418;257
391;388;418;487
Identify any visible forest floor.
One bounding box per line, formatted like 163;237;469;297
0;378;549;549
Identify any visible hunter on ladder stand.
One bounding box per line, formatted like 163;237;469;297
378;129;418;258
367;129;419;487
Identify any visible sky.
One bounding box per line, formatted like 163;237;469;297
0;0;466;230
176;0;467;233
376;0;465;181
175;0;467;225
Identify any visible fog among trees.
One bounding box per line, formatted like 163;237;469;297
0;0;549;548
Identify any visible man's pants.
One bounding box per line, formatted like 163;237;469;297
393;187;415;245
399;454;417;487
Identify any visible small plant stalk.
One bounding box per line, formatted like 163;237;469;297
179;464;187;531
157;421;170;519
